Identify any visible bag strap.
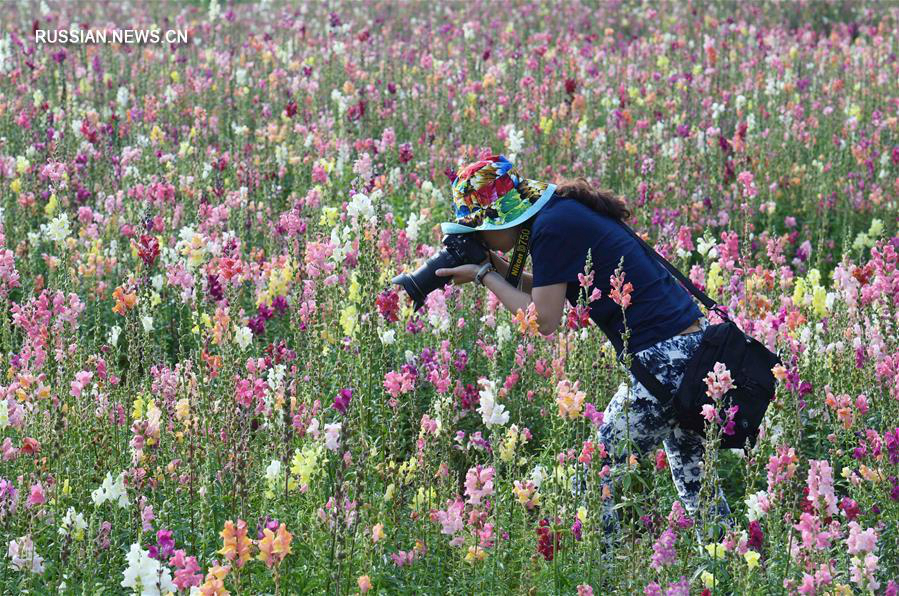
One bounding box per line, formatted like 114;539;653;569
597;317;676;404
600;220;729;405
616;221;725;315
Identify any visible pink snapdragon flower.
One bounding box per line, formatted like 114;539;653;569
383;370;415;398
846;521;878;555
69;371;94;397
168;550;202;590
850;553;881;593
609;268;633;309
650;528;677;570
704;362;736;400
434;498;465;538
767;445;799;491
806;460;838;516
737;170;758;198
464;465;495;506
26;483;45;508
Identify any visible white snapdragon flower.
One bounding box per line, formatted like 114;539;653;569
696;236;718;259
41;213;71;244
207;0;220;21
477;378;509;427
234;325;253;350
109;325;122;348
347;192;377;228
745;490;771;522
331;89;348;114
324;422;341;451
275;143;288;169
496;323;512;346
0;34;12;75
91;471;130;508
59;507;88;540
378;328;396;345
266;364;286;392
116;86;129;111
506;124;524;161
404;212;421;243
530;465;547;489
265;460;282;483
121;543;175;595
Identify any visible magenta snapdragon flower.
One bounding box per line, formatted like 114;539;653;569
333;388;352;415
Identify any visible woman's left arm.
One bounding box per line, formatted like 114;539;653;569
434;265;567;334
479;270;531;317
482;272;567;335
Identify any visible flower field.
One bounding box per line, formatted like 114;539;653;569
1;0;899;593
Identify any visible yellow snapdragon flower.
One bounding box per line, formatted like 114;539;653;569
812;286;828;319
348;272;361;303
398;457;417;484
132;395;145;421
339;305;358;338
465;546;487;564
706;262;723;299
411;487;435;511
175;398;190;422
45;194;58;216
539;115;553;135
290;443;323;487
319;206;339;227
705;542;726;559
744;550;760;569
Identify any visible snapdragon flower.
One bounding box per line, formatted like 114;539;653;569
121;542;176;595
7;535;44;574
324;422;341;451
59;507;88;541
91;471;130;508
477;378;509;427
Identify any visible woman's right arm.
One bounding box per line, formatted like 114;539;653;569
488;251;533;293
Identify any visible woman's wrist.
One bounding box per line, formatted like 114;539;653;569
475;262;496;286
489;252;511;275
483;270;503;285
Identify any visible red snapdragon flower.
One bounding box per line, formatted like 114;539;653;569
137;234;160;266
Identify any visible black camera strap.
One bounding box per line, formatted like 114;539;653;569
616;221;726;317
504;216;534;290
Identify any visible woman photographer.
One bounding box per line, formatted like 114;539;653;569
434;154;731;546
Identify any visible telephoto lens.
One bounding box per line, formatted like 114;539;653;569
391;233;488;310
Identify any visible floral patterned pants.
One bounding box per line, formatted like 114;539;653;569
591;318;731;535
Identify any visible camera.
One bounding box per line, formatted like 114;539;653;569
392;233;488;311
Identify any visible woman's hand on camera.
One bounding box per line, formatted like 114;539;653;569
435;264;481;285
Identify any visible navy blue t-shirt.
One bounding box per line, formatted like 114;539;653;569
529;193;702;354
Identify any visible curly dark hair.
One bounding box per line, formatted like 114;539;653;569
552;177;631;221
